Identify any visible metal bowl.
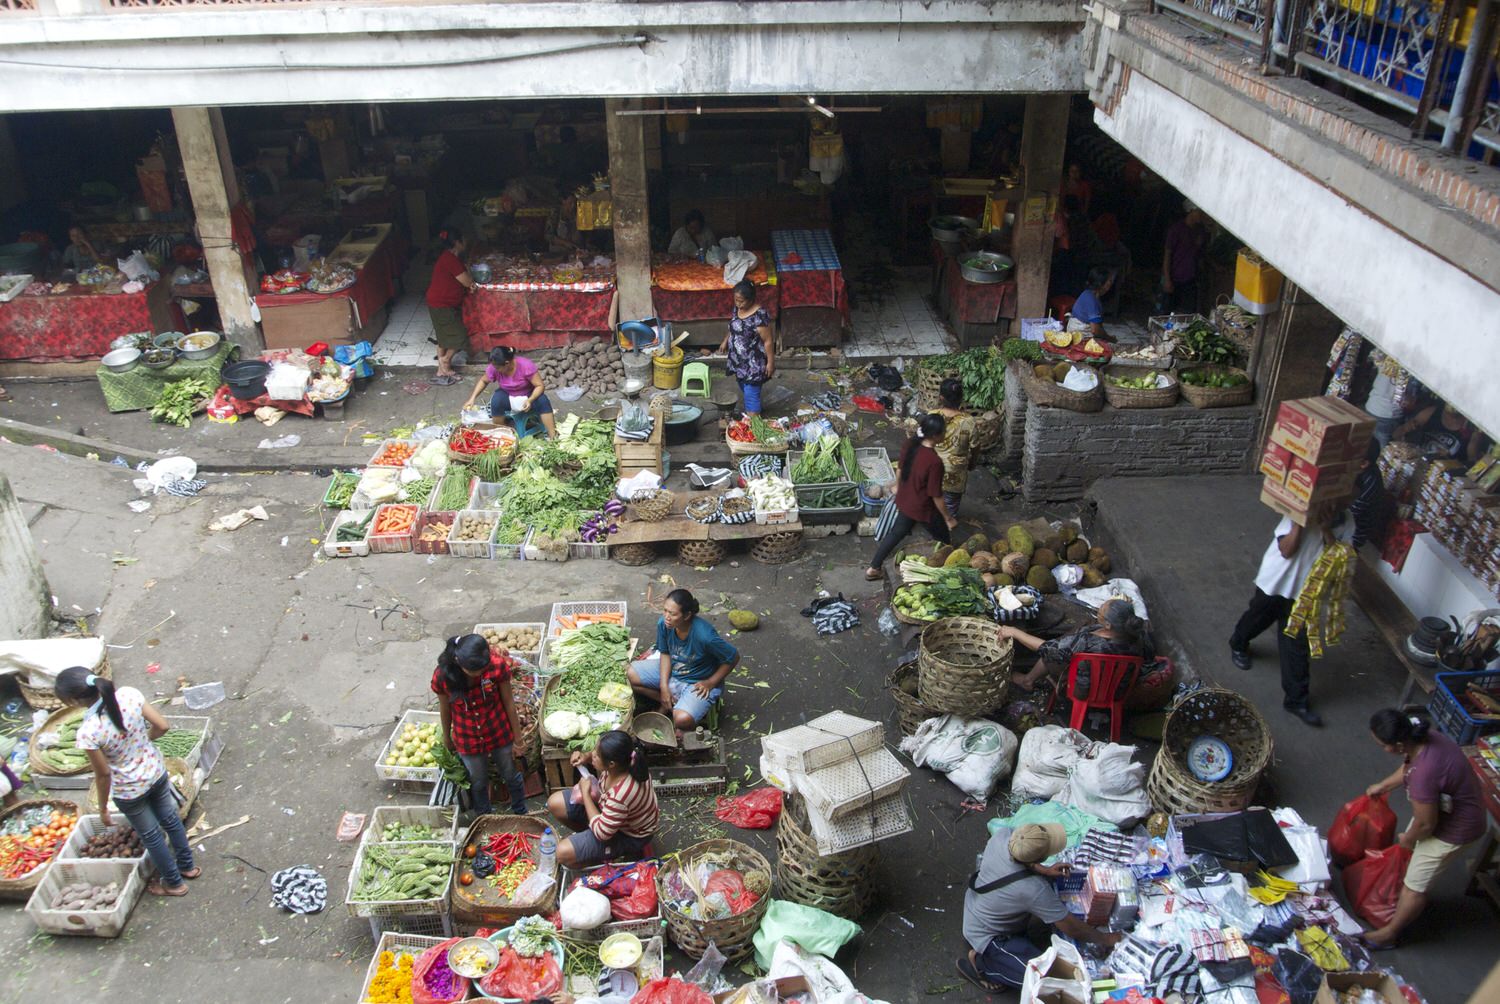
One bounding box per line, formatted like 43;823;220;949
142;348;177;370
468;263;493;284
929;215;979;243
176;331;222;360
959;252;1014;284
101;347;141;373
154;332;184;351
447;936;499;978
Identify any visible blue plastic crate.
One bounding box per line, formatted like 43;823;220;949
1429;670;1500;746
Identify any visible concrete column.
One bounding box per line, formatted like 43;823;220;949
172;106;263;351
1015;94;1069;322
606;98;653;323
0;475;50;640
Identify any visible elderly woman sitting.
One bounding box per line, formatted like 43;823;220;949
999;598;1154;692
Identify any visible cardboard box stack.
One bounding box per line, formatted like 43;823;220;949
1259;396;1375;525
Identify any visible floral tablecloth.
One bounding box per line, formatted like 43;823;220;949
0;283;165;362
463;286;616;342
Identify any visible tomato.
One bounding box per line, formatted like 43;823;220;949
458;872;474;886
464;844;478;859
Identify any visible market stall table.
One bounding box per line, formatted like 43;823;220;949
650;256;778;338
1464;740;1500;911
95;340;237;413
463;266;617;351
254;224;401;350
0;281;175;362
771;229;849;348
938;255;1017;346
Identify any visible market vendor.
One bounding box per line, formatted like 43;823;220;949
958;823;1121;993
463;346;558;438
865;414;956;581
60;225;102;274
717;280;774;417
1000;597;1153;692
1397;401;1482;463
932;378;974;519
1358;709;1487;950
546;730;659;868
627;588;740;731
426;228;475;386
431;634;528;819
1069;267;1117;342
547;192;584;254
667;209;717;258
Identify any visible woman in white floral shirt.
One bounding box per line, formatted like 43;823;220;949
57;667;199;897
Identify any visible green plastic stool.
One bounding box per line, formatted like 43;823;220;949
703;698;722;732
680;362;711;399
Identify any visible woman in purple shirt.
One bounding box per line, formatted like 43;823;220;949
1359;709;1487;948
462;346;557;438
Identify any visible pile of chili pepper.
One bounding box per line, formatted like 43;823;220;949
727;420;757;443
492;859;536;899
482;830;538;867
450;428;496;457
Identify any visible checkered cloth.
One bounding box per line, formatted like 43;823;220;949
771;229;841;272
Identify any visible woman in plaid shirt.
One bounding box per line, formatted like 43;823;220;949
432;634;527;818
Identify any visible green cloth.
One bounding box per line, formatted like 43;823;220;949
96;342;237;413
989;800;1115;863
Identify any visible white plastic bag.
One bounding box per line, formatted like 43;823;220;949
559;886;612;930
898;715;1018;802
723;250;758;286
1011;725;1093;798
616;469;662;499
1020;935;1091;1004
117;250;155;282
1057;743;1152;827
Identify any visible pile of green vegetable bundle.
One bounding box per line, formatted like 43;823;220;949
325;472;359;509
909;347;1007;409
891;561;988;621
500;419;617;532
1174;319;1238;365
351;843;453;902
150;377;216;429
152;729;200;759
544;623;631;750
790;435;848;485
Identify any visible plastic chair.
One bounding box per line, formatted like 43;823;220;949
681;362;711;399
1060;652;1143;742
512;411;545;440
1049;294;1077;321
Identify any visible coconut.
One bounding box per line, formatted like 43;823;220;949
1000;552;1030;579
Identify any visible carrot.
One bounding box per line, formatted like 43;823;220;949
374;505;417;535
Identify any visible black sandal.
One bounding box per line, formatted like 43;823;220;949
955;956;1004;994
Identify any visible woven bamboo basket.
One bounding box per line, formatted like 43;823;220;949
630;489;675;523
0;799;79;900
658;839;774;962
1146;688;1272;815
87;757;196;821
511;677;542;765
1013;360;1104;413
20;652;112;712
679;539;727;567
775;795;877;920
917;617;1013;716
890;607;940;627
1177;366;1253;409
749;531;803;565
887;658;939;737
967;409;1003;453
450;815;557;929
1102;368;1180;410
612;542;659;566
1214;299;1256;361
28;706;87;778
916;364;959;412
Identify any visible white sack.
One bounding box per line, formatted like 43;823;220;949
899;714;1017;802
1011;725;1093;798
1057;742;1152;828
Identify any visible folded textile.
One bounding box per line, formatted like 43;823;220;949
271;865;327;914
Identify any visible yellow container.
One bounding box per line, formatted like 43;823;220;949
1235;249;1284;306
652;346;684;389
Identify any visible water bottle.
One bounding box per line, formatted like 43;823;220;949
539;827;557;874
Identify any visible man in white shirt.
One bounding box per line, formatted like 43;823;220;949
667;209;717;258
1228;510;1349;727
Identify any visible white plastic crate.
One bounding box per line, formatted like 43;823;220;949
159;714;213;773
468;480;507;511
374;711;443;787
761;711;886;776
362;805;458;847
804;790;913;855
523;526;570;562
367;438;418;469
428;471;475;514
755;503;799;526
345;839;455;920
368;504;420;554
25;858;145;938
324;509;373;557
786;448;854;488
446;510;499;559
542;601;629;671
56;814;149;868
357;932;447;1002
800;745;910;821
472;622;546;664
853;447;895;486
491;519;530;560
568;539;610;560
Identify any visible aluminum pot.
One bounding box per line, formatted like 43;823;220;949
929;215;979;244
959;252;1014;284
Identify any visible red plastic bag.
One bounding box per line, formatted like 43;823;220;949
1342;845;1412;928
631;977;714;1004
715;787;784;829
614;861;658;920
1329;793;1397;867
478;946;562;1000
704;868;759;916
411;938;471;1004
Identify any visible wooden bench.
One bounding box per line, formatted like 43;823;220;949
1351;553;1437;707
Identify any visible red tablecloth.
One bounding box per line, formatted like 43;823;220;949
464;286;616;341
651;284;780;323
941;258;1017;324
0;285;159;362
778;269;850;320
254;233;401;328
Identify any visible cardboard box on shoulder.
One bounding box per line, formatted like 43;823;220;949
1269;397;1375;465
1283;455;1358;505
1260;479;1314;527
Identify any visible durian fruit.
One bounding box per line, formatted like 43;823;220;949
1000;552;1030;579
1052;361;1072;382
1087;546;1108;562
993;573;1016;587
962;532;991;555
1005;525;1035;558
1064;540;1089;563
1089;549;1112;575
1080;566;1106;588
1059;525;1080;544
1033;362;1055;381
928;545;955;568
943;548;971;569
1026;565;1058;594
1032;548;1059;570
728;610;760;631
1042;534;1066;555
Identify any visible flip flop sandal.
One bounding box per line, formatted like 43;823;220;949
955;956;1004;994
181;867;202;880
147;880;189;897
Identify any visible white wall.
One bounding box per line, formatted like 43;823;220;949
0;476;50;640
1095;73;1500;440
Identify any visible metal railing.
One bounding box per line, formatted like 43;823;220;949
1159;0;1500;158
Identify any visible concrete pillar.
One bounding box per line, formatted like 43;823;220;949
606;98;653;323
173;106;263;352
0;475;50;640
1015;95;1070;322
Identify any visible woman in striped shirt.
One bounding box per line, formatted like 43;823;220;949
547;730;658;867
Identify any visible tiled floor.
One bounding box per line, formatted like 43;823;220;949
843;270;957;360
372;291;439;367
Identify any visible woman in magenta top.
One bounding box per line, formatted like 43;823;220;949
865;413;956;580
1359;709;1487;948
462;345;556;438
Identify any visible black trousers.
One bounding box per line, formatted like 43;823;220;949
870;511;951;570
1230;587;1312;708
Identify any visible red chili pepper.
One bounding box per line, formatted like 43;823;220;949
451;428;493;455
481;831;538;869
728;421;755;442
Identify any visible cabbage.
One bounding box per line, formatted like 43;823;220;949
544;710;585;740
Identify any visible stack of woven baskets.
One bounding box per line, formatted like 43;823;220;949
1147;689;1272;814
776;793;877;919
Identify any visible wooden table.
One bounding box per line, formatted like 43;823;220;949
1462;742;1500;911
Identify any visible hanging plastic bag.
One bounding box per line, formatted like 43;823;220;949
715;787;784;829
1342;844;1412;928
1329;793;1397;867
410;939;471;1004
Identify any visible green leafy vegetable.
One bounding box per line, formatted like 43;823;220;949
150;377;216;428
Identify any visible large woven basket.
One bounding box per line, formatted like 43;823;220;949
916;364;959;412
630;489;675;523
1146;688;1272;815
450;814;557;929
679;539;727;567
1102;368;1180;410
28;706;87;778
967;409;1003;453
749;531;803;565
86;757;196;821
0;799;79;900
887;658;939;737
1177;366;1253;409
776;795;876;920
918;617;1013;716
612;542;659;566
658;838;773;962
1013;360;1104;413
20;652;112;712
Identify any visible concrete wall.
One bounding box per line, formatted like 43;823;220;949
0;475;51;639
1022;401;1259;501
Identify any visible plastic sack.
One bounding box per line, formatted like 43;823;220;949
1057;742;1152;827
1342;844;1412;928
899;714;1018;802
1273;949;1324;1004
632;977;714;1004
1020;934;1090;1004
333;340;373;365
478;946;561;1000
411;939;471;1004
751;901;862;969
561;886;611;930
704;869;758;916
715;787;784;829
1011;724;1093;798
1329;793;1397;867
614;861;659;920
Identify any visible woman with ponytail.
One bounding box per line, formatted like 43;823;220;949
425;228;474;385
431;634;527;820
865;413;957;581
1359;709;1486;948
56;666;199;897
546;729;658;867
999;597;1155;692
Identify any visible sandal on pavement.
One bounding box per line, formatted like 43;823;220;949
864;569;883;581
955;956;1004;994
147;880;189;897
181;867;202;880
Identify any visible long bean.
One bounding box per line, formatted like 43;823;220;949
152;729;199;758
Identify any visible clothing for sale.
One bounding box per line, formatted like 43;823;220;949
1070;827;1146;867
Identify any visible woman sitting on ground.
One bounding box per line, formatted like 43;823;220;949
546;730;659;868
999;597;1154;692
626;588;739;731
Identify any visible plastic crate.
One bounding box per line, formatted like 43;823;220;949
56;814;149;868
542;601;630;671
413;511;457;555
473;622;546;664
491;519;529;560
799;745;910;821
323;509;373;557
524;526;571;563
853;447;895;486
468;480;507;512
345;839;454;919
447;510;499;559
1429;670;1500;745
374;711;443;786
357;932;448;1003
786;449;854;488
569;538;611;560
424;471;472;514
362;805;458;847
563;935;665;996
804;790;914;855
792;485;862;525
761;712;885;776
322;470;361;509
755;503;799;526
367;438;418;469
159;714;213;773
560;866;665;942
25;858;145;938
367;504;419;554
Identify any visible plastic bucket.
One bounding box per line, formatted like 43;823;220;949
859;483;883;517
623;351;652;387
652;346;684;389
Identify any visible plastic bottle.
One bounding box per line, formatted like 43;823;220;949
539;827;557;874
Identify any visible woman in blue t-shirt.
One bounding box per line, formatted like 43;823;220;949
627;589;740;730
